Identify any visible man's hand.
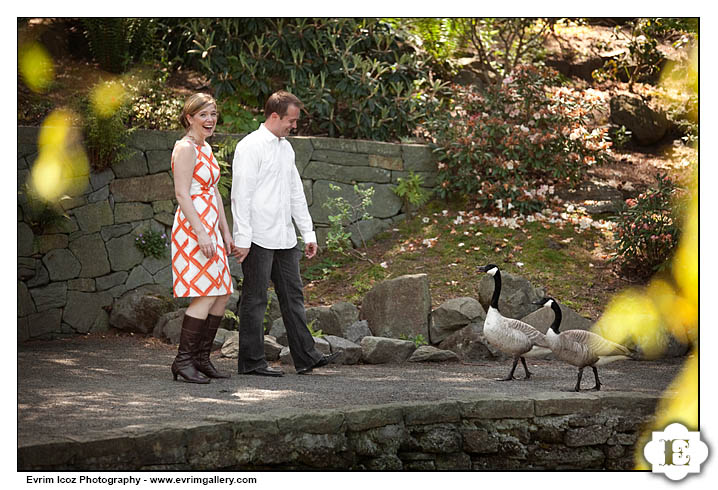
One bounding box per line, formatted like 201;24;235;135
304;242;318;260
234;246;251;263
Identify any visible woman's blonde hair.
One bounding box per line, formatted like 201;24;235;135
179;93;217;130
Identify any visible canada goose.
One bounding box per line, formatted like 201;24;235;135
533;297;631;392
477;264;548;381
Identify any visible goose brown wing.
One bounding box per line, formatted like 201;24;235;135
504;317;549;348
562;330;630;356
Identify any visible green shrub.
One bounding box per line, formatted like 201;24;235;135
322;183;375;255
80;96;133;171
82;18;156;73
135;229;170;259
393;171;430;215
125;71;185;130
174;18;448;141
423;64;613;215
610;174;686;279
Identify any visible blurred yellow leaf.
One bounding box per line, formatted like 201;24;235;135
30;109;89;201
18;42;54;93
90;80;127;118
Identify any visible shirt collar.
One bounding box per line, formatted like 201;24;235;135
259;123;283;143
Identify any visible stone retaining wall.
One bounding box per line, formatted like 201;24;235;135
17;127;438;341
17;392;658;470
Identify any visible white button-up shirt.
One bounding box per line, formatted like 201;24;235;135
231;124;316;250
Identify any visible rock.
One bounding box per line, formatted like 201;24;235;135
219;332;285;360
111;149;147;178
344;320;372;344
478;271;543;320
610;93;672;146
153;308;186;344
360;274;431;340
437;322;510;362
26;260;50;288
125;265;155;290
279;346;293;365
314;336;331;354
109;290;176;334
430;297;486;344
408;345;460;363
269;318;287;346
309;180;402;224
324;335;362;365
17;222;35;257
264;335;283;361
360;336;417;364
106;232;145;271
29;282;67;312
18;281;36;317
26;308;62;339
68;233;111;278
42;248;81;281
113;202;154;224
348;218;391;248
33;234;68;254
306;302;360;338
62;291;113;334
96;271;129;291
521;303;593;334
72;201;114;233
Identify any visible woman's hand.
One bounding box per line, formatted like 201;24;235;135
197;230;215;259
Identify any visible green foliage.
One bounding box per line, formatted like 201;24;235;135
125;70;184;130
322;183;375;255
307;320;324;338
224;309;239;330
82;18;156;73
134;229;170;259
21;186;69;234
609;125;633;149
393;171;430;215
610;174;686;279
592;18;683;90
79;96;134;171
399;333;429;347
217;96;264;134
459;18;557;84
302;257;343;282
423;64;613;215
173;18;448;141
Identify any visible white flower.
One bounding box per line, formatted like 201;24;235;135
458;242;465;247
422;217;430;224
380;261;388;269
516;262;524;268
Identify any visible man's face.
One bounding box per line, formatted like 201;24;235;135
276;104;300;137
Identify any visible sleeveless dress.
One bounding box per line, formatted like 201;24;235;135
170;139;233;298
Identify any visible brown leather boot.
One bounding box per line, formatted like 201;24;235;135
195;313;230;378
171;314;211;384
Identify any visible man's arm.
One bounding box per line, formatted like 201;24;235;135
231;140;261;262
289;163;316;250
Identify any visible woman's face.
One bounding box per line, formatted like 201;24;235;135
187;103;217;138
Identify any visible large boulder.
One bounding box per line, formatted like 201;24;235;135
437;321;510;362
520;303;593;334
360;336;417;364
429;297;486;344
109;290;176;334
153;308;186;344
610;93;673;146
360;274;431;339
478;271;544;320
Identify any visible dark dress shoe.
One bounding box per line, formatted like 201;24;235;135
242;366;284;377
296;351;341;375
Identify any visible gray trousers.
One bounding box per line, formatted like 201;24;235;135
238;243;323;373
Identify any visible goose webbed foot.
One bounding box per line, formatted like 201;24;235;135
572;367;584;392
498;359;520;381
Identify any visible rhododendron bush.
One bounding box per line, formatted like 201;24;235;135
423;65;614;216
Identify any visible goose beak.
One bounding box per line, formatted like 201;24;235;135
532;300;543;305
476;265;488;273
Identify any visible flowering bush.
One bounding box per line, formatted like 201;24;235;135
423;65;614;216
611;174;685;279
135;229;170;259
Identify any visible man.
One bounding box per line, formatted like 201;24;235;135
231;91;339;376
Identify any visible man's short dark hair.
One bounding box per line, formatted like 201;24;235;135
264;90;304;118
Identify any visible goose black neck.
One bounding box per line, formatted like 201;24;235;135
550;302;562;333
490;270;501;310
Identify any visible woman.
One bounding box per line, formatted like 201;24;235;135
170;93;235;383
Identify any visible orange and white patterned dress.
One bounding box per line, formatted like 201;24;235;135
171;140;233;298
